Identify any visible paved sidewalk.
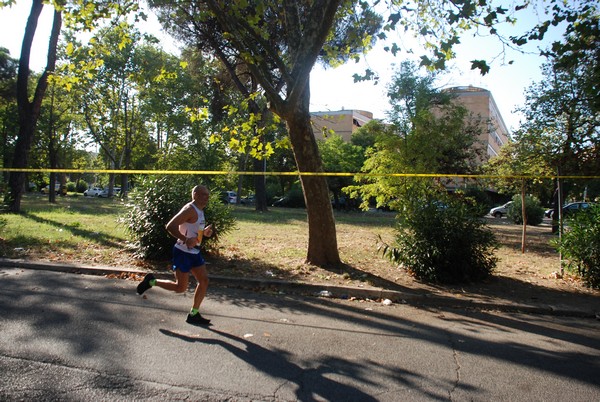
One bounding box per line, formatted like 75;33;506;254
3;267;599;401
1;257;599;318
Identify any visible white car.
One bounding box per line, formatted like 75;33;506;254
220;191;237;204
489;201;513;218
83;187;104;197
99;187;121;198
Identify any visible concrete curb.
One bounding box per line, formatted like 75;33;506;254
1;258;597;318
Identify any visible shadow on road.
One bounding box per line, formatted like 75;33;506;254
206;287;600;390
1;268;599;400
160;327;379;401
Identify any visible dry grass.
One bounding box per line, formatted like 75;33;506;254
213;207;398;285
489;218;560;277
209;207;596;297
1;196;597;299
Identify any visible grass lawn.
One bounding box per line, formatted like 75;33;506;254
0;192;589;294
0;193;131;266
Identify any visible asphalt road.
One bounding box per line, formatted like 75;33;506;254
1;267;599;401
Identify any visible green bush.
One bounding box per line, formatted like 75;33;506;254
75;180;88;193
557;204;600;288
456;187;494;217
66;181;77;192
506;194;545;226
120;175;236;260
379;188;497;284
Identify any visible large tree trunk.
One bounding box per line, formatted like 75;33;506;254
47;86;58;203
181;0;342;265
284;89;340;266
253;156;268;212
9;115;37;210
8;1;61;212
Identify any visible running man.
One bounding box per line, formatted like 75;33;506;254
137;185;214;326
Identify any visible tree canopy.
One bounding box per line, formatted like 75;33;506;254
488;6;599;195
3;0;595;267
347;61;484;210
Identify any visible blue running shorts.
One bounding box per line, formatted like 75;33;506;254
172;246;206;273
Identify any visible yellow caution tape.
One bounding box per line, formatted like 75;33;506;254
0;168;598;180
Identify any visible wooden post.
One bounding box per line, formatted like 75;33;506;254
521;179;527;254
557;168;564;275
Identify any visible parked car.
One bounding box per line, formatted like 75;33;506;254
546;202;593;218
240;194;255;205
272;195;306;208
83;187;104;197
220;191;237;204
489;201;513;218
41;183;66;196
99;187;121;198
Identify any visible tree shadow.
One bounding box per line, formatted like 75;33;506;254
423;274;600;315
0;269;143;397
200;252;600;318
2;267;599;400
204;286;600;388
194;255;423;296
21;193;123;215
159;326;379;401
18;211;125;248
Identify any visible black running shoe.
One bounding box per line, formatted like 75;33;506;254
137;273;155;295
186;313;211;326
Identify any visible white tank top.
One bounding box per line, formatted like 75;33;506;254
174;202;205;254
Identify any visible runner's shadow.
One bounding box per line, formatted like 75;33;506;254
159;328;378;401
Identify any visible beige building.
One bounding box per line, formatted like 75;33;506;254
310;109;373;141
442;86;510;162
310;87;509;169
310;87;509;159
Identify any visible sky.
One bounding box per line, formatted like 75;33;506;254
0;2;567;134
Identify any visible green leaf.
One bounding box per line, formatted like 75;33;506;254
470;59;490;75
